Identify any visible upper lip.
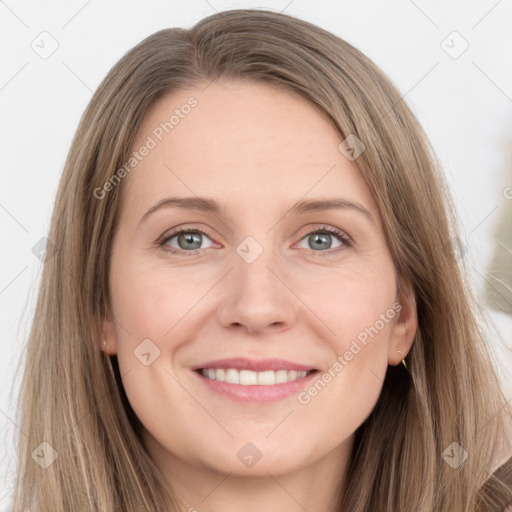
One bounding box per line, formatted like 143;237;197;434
192;358;318;372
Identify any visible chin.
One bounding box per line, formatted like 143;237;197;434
195;438;311;477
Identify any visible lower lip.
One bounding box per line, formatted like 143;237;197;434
193;370;319;403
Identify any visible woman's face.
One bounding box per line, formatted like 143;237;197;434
103;80;416;478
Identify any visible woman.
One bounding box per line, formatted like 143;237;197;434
11;8;512;512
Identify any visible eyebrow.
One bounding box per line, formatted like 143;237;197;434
139;196;375;225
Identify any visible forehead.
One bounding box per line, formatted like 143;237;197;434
122;80;377;219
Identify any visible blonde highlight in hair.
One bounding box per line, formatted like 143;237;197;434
11;8;512;511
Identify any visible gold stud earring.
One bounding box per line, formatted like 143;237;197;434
101;339;107;346
397;349;407;369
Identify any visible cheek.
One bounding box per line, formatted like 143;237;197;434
109;260;203;342
288;258;398;344
295;354;385;457
108;261;206;447
292;263;398;435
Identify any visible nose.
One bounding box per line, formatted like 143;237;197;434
215;241;299;335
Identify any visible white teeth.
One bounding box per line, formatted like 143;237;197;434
225;369;239;384
240;370;258;385
257;370;275;385
200;368;310;385
275;369;288;383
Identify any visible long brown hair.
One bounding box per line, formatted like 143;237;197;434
11;8;512;511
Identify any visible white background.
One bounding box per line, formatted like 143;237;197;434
1;0;511;505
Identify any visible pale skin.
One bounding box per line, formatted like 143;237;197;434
102;80;417;512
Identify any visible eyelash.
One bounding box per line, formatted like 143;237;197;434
157;224;352;257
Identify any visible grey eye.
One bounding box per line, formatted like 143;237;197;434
298;231;343;251
164;231;214;251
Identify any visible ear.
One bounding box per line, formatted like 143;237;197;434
101;310;119;356
388;282;417;366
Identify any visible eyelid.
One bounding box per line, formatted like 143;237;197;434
298;224;351;242
293;224;352;254
156;224;213;245
157;224;217;250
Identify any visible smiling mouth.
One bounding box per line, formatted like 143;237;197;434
196;368;319;386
